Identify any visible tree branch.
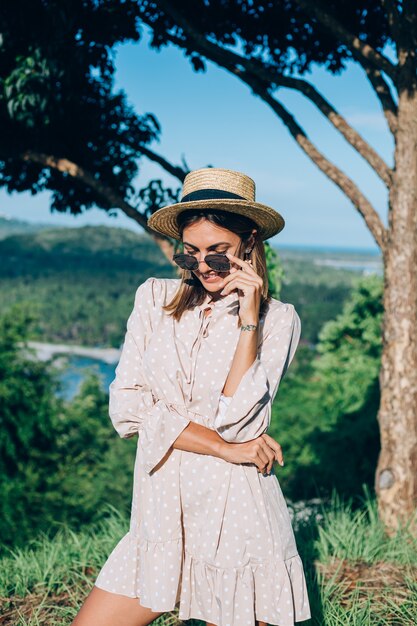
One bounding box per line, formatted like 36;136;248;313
269;74;393;187
20;150;177;259
138;143;188;180
247;79;388;252
294;0;398;82
381;0;402;44
154;3;393;187
364;65;398;134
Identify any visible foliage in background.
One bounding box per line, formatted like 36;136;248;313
0;306;135;551
264;239;284;298
0;303;62;547
0;225;176;346
270;274;383;503
0;0;174;219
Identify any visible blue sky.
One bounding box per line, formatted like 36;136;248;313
0;27;394;251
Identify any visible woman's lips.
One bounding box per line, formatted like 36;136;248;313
201;273;220;282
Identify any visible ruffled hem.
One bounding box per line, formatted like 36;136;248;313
95;532;311;625
94;531;183;611
177;549;311;626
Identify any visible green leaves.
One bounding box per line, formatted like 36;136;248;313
0;303;134;551
0;1;161;214
268;274;383;501
4;48;65;128
264;239;284;299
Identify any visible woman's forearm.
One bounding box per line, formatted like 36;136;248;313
172;420;228;458
222;323;259;397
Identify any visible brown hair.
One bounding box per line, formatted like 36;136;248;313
163;209;272;325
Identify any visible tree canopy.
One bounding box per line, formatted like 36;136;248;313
0;0;184;229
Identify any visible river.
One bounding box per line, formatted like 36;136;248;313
26;341;119;401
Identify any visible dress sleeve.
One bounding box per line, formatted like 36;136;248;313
108;277;191;474
213;394;233;429
214;303;301;443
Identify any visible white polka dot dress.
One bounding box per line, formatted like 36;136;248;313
94;276;312;625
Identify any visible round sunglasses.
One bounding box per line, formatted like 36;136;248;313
172;252;231;272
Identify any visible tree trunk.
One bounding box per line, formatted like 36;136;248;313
376;77;417;535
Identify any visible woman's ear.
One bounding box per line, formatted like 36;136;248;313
246;231;256;250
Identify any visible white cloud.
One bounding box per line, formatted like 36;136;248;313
345;111;388;131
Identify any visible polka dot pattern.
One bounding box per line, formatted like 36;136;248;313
94;277;312;625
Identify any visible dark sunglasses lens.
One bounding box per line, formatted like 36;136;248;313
172;253;198;270
173;253;231;272
206;254;230;271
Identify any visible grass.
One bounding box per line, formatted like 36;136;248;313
0;487;416;625
300;485;417;625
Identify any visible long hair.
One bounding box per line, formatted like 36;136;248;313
163;209;273;325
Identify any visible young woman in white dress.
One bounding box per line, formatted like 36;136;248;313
71;168;311;626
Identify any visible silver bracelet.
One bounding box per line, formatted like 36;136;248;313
241;323;258;331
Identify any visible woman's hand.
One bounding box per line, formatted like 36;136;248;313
218;252;262;324
218;433;285;474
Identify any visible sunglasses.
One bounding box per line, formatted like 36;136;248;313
172;252;231;272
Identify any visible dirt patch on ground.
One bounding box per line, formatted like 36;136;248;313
315;556;417;618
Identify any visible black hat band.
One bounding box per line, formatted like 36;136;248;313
181;189;247;202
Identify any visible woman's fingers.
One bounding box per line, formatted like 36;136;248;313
220;275;260;296
225;251;258;276
255;439;276;474
261;433;284;466
233;437;284;474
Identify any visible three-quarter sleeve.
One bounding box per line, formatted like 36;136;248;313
213;303;301;443
108;277;191;474
213;394;233;429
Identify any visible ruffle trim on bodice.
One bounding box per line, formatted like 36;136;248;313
94;531;311;625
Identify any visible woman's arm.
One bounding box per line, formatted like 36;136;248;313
171;420;228;457
211;303;301;443
222;321;259;397
207;250;303;445
171;316;284;474
108;277;192;475
171;417;283;474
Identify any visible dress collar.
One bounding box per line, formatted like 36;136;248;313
195;288;240;313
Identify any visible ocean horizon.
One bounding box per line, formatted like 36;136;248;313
275;243;381;255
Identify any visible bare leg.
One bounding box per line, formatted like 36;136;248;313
71;585;166;626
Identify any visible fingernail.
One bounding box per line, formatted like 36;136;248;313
280;460;284;466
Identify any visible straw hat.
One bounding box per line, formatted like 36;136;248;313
147;167;285;241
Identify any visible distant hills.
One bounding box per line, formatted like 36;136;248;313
0;222;165;267
0;214;61;239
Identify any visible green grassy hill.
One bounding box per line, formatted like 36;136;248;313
0;224;177;347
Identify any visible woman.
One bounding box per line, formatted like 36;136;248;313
72;168;311;626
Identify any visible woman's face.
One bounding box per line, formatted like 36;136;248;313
182;219;242;293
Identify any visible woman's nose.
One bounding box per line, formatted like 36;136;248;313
197;257;212;272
